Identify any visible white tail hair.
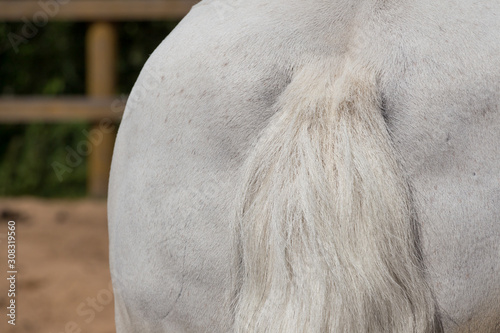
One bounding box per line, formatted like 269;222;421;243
231;60;442;332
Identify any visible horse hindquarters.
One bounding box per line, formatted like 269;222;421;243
232;60;442;332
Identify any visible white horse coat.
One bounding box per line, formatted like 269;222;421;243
108;0;500;332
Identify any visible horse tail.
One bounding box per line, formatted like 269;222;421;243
231;60;442;332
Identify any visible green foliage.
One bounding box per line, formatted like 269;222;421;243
0;21;177;197
0;22;86;95
0;123;88;197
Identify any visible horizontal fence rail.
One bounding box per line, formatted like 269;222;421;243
0;0;198;21
0;97;125;123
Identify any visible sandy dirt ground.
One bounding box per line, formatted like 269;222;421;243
0;197;115;333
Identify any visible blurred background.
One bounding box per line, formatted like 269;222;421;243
0;1;196;331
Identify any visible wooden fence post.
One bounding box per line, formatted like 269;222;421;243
86;22;117;197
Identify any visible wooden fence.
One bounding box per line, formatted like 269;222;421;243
0;0;197;196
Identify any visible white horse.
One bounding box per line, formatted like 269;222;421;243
108;0;500;332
